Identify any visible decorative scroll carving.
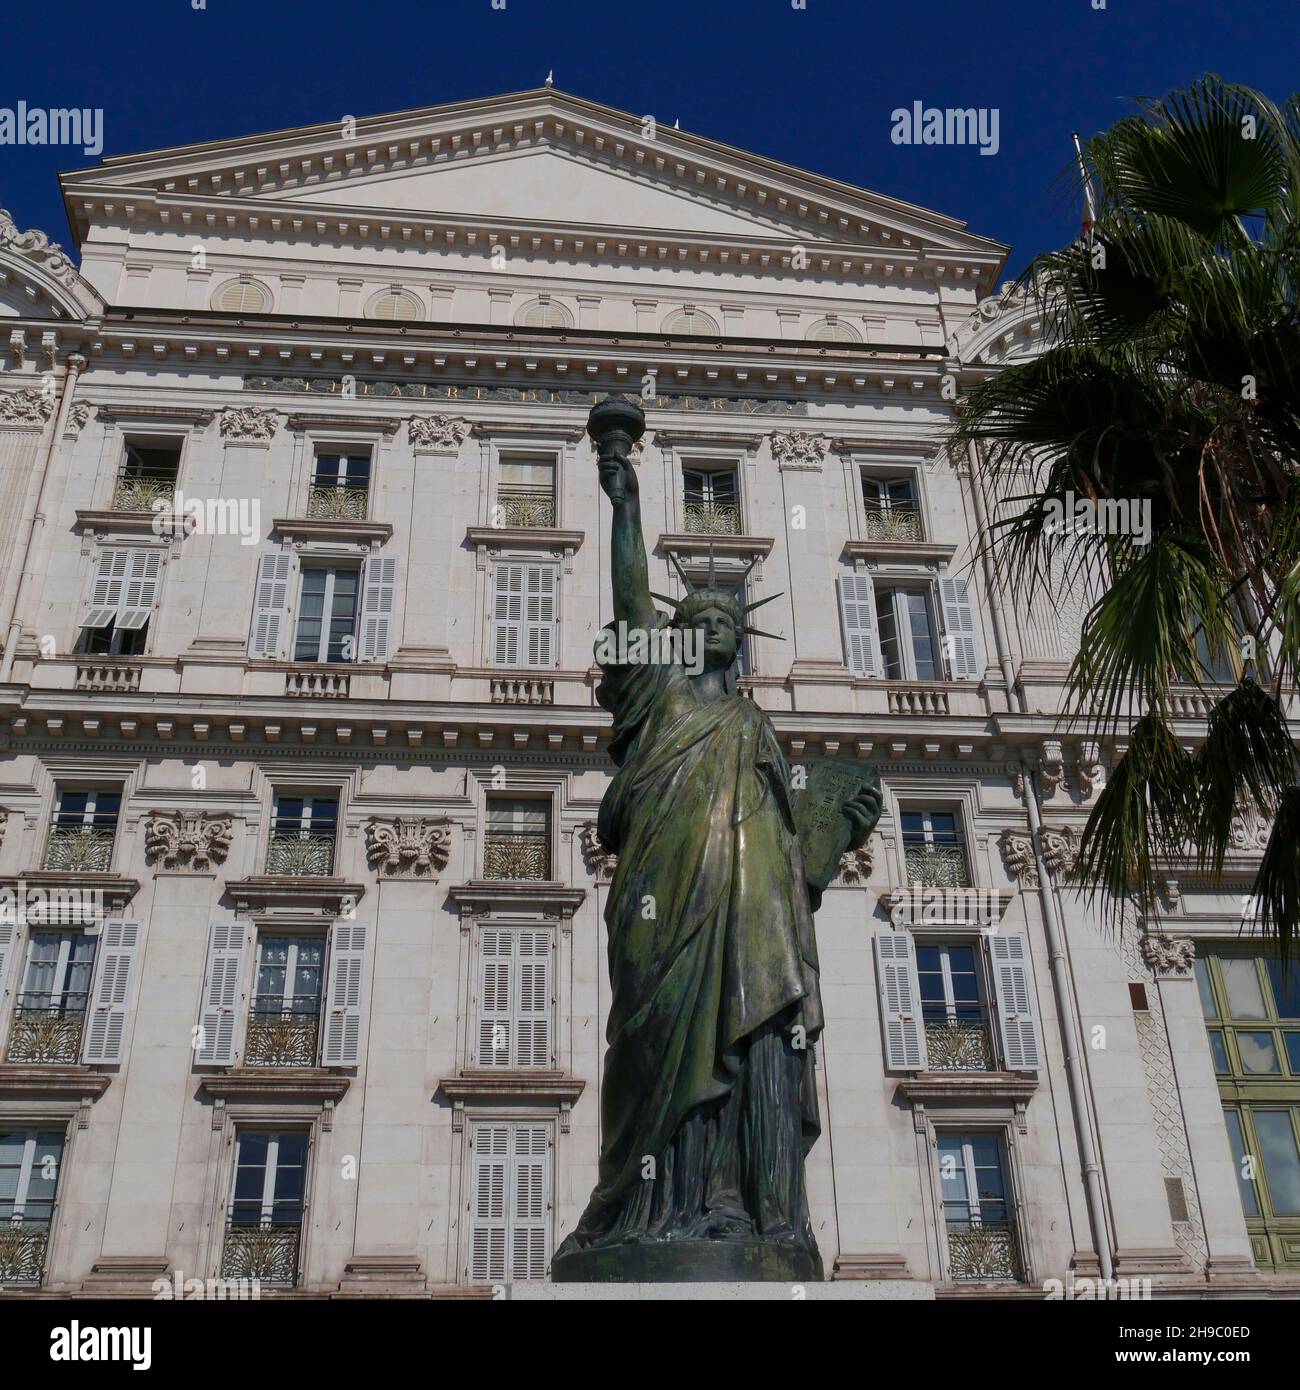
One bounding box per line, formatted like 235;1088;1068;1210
1229;799;1272;852
771;430;826;470
1076;742;1104;799
579;821;616;881
0;209;78;285
1038;739;1065;797
0;388;54;427
1141;933;1196;979
144;811;234;871
1000;830;1037;886
1040;826;1078;879
219;406;279;442
365;816;452;876
408;414;469;451
65;401;92;434
836;840;874;885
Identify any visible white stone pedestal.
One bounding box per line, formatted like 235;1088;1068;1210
510;1281;934;1301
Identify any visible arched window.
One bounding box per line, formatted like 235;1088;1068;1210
212;277;273;313
808;316;861;343
367;288;424;322
663;307;720;336
518;297;573;329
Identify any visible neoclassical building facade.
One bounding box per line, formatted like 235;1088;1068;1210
0;87;1292;1298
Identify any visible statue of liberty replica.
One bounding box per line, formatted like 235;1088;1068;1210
552;398;882;1283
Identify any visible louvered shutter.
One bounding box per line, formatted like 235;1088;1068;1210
196;922;247;1065
939;575;983;680
0;916;17;1004
873;929;927;1070
81;919;141;1063
477;930;513;1067
469;1126;509;1284
989;930;1041;1070
515;930;552;1068
837;573;881;677
81;548;130;630
510;1126;551;1280
524;565;557;669
321;921;368;1065
248;552;295;659
491;563;524;666
115;549;163;631
358;555;397;662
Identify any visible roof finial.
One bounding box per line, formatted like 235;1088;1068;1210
545;70;554;89
673;119;680;130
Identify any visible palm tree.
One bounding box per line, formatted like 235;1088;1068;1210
951;75;1300;949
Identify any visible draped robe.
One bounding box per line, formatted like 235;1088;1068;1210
560;615;823;1263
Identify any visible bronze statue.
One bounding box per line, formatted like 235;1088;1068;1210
552;397;881;1282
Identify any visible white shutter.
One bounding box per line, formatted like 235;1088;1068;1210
321;921;368;1065
0;915;17;1004
837;573;881;677
510;1125;551;1281
477;930;513;1067
873;929;927;1070
491;563;523;666
515;930;552;1068
989;930;1041;1070
81;920;141;1064
248;552;296;659
116;549;163;631
469;1125;509;1284
939;574;983;680
358;555;397;662
81;548;129;630
196;921;247;1065
523;565;557;669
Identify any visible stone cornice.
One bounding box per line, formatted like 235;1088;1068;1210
0;1064;112;1104
199;1070;351;1106
270;516;394;546
465;525;584;552
656;532;774;562
285;411;401;436
843;539;958;566
447;880;586;915
92;402;215;426
0;872;140;916
226;876;366;916
895;1074;1038;1104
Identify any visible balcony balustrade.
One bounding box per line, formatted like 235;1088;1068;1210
220;1223;301;1285
243;999;321;1067
682;500;742;536
863;508;922;542
947;1221;1023;1282
265;830;335;877
924;1018;995;1071
483;832;550;881
904;843;972;888
5;994;88;1063
496;489;556;528
43;825;114;872
306;485;369;521
0;1223;49;1285
111;475;176;513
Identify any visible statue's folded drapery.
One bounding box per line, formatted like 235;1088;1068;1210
561;616;823;1258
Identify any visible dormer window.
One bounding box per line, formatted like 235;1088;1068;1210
367;288;422;321
809;316;861;343
518;297;572;329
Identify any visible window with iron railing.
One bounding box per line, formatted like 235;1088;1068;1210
496;457;557;529
43;789;120;872
307;452;371;521
939;1132;1023;1282
245;936;325;1067
112;440;180;513
682;467;741;535
266;796;337;877
862;474;922;542
917;941;996;1071
901;810;972;888
0;1129;66;1286
483;799;550;881
6;931;96;1064
221;1129;308;1286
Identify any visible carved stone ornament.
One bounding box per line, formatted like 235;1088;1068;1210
65;401;92;434
579;821;617;881
1040;826;1078;879
0;209;78;285
408;415;470;451
835;840;874;885
0;388;54;427
1141;933;1196;979
1038;739;1066;797
365;816;452;876
1076;743;1104;799
1229;799;1272;852
144;811;234;871
999;826;1076;887
219;406;279;443
771;431;826;470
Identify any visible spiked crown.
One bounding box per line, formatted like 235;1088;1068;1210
652;546;784;642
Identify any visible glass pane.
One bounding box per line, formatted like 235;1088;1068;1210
1208;1030;1230;1073
875;591;902;679
937;1137;970;1224
1254;1110;1300;1216
1237;1031;1281;1074
54;791;91;825
1266;960;1300;1020
273;797;305;829
488;799;548;833
1194;956;1218;1018
1285;1034;1300;1074
904;590;938;680
1222;958;1267;1019
1223;1110;1259;1216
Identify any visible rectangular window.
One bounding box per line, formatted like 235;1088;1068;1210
293;566;360;664
682;465;741;535
6;932;96;1063
491;563;557;669
901;809;971;888
0;1128;67;1285
917;940;995;1071
497;456;556;528
862;473;922;542
245;935;326;1067
307;450;371;521
476;928;553;1068
937;1132;1023;1282
266;795;337;877
484;798;550;881
113;438;180;513
875;585;940;680
78;547;162;656
468;1123;551;1283
221;1129;308;1286
43;788;120;872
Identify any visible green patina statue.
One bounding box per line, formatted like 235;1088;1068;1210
551;397;882;1283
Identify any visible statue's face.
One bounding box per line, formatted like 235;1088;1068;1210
690;605;740;671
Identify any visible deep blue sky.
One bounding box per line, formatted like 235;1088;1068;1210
2;0;1297;282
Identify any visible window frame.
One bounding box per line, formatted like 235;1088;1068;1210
873;581;942;681
292;562;362;665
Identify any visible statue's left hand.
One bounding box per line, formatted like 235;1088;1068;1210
842;783;883;848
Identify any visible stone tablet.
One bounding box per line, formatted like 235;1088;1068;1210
794;756;881;897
